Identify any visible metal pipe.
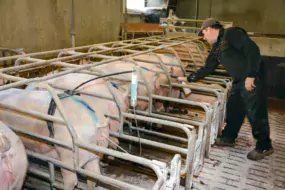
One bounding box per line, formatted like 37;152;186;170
110;131;187;155
123;0;128;40
49;162;55;190
26;150;147;190
9;125;72;149
147;52;172;97
122;112;196;176
160;17;233;25
185;129;196;190
2;36;199;75
75;140;166;189
0;103;66;125
0;40;203;91
195;0;199;20
123;112;194;129
27;167;63;189
39;83;79;169
180;44;198;71
121;59;153;114
70;0;75;47
133;58;184;67
130;109;203;126
128;126;188;143
0;35;195;62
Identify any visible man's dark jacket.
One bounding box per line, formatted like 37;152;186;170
187;27;264;83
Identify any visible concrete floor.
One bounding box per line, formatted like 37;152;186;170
192;98;285;190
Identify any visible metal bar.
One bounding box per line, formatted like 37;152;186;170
185;129;196;190
74;140;165;189
49;162;55;190
133;58;183;67
0;103;66;125
131;109;203;126
110;132;187;155
121;112;196;177
27;167;63;189
129;126;188;143
160;17;233;24
70;0;75;47
181;44;198;71
0;35;196;62
162;25;200;30
26;150;147;190
40;83;79;169
121;59;153;114
9;125;72;149
123;112;194;129
0;39;202;91
147;52;172;97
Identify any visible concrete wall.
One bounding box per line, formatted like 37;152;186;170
0;0;123;53
176;0;285;34
176;0;197;19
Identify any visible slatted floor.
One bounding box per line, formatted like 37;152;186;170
192;99;285;190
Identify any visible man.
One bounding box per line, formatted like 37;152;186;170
178;18;274;161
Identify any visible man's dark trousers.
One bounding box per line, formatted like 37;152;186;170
221;78;272;150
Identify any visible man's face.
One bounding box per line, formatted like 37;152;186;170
202;27;218;44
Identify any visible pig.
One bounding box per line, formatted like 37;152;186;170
0;121;28;190
38;73;130;150
0;88;109;190
130;54;187;110
91;61;171;111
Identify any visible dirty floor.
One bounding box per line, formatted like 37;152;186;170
192;98;285;190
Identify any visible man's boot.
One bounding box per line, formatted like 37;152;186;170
214;137;235;147
247;148;274;161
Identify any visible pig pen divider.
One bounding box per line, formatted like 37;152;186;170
28;64;200;188
0;35;230;189
14;48;219;178
72;57;213;168
0;65;205;188
0;35;200;64
0;81;181;190
0;43;225;162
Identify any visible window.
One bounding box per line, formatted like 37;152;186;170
127;0;168;12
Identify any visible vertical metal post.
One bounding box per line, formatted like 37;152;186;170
123;0;128;40
48;162;55;190
70;0;76;47
209;0;212;17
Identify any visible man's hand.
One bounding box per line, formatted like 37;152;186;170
245;77;256;91
177;77;188;83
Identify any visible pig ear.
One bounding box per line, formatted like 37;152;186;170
155;75;161;90
100;118;110;128
0;133;11;153
169;67;174;75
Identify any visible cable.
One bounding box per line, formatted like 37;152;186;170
71;70;133;93
133;107;142;157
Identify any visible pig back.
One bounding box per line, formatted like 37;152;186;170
0;121;28;190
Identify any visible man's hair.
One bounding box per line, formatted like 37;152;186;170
209;24;224;30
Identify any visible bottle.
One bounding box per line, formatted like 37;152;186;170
181;81;191;95
131;67;138;107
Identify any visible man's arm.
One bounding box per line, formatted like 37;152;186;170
226;27;262;78
186;50;220;82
